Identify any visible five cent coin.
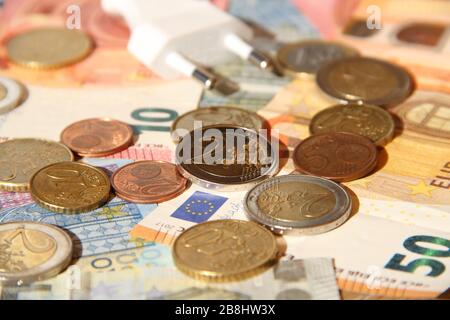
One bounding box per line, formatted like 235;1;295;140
173;219;278;282
244;175;352;235
293;132;378;182
0;138;74;192
316;57;412;107
6;27;94;69
310;104;395;146
277;40;359;76
30;161;111;214
0;222;73;285
61;118;134;157
111;161;188;203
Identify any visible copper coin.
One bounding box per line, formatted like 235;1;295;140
61;118;134;157
293;132;378;182
111;161;188;203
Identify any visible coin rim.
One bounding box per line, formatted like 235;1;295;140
0;138;75;192
0;76;23;115
172;219;278;282
30;161;111;214
0;221;73;285
244;174;352;235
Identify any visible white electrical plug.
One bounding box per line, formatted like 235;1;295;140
101;0;275;89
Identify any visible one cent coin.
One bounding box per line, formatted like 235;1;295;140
6;27;93;69
309;104;395;146
30;161;111;214
244;175;352;235
293;132;378;182
0;222;73;285
0;138;74;192
111;161;188;203
61;118;134;157
172;219;278;282
316;57;412;107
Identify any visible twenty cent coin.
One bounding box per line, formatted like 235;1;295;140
6;27;94;69
111;161;188;203
277;40;359;76
316;57;412;107
244;175;352;235
310;104;395;146
0;138;74;192
171;106;269;142
61;118;134;157
293;132;378;182
0;76;23;115
173;219;278;282
30;161;111;214
0;222;73;285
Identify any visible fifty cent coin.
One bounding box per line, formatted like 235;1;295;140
244;175;352;235
316;57;412;107
293;132;378;182
111;161;188;203
310;104;395;146
176;125;278;191
61;118;134;157
277;40;359;76
6;27;93;69
171;106;269;143
30;161;111;214
173;219;278;282
0;138;74;192
0;222;73;285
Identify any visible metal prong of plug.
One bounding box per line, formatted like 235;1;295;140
248;50;274;72
192;68;218;90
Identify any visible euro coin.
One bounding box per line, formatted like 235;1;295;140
316;57;412;107
171;106;269;143
293;132;378;182
244;175;352;235
172;219;278;282
0;222;73;285
176;125;278;191
61;118;134;157
111;161;188;203
0;76;23;115
0;138;74;192
6;27;93;69
30;161;110;214
277;40;359;76
309;103;395;146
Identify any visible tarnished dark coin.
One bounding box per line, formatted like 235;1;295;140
316;57;412;107
276;40;359;76
309;104;395;146
176;125;278;191
293;132;378;182
396;23;446;47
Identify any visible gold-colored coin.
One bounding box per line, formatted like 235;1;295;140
309;103;395;146
0;138;74;192
173;219;278;282
30;161;111;214
0;222;73;286
0;83;6;101
6;27;94;69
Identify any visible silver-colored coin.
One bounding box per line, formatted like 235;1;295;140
0;76;23;115
244;175;352;235
276;40;359;76
0;222;73;286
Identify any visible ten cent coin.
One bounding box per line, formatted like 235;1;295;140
173;219;278;282
30;161;111;214
244;175;352;235
0;76;23;115
316;57;412;107
61;118;134;157
0;138;74;192
111;161;188;203
0;222;73;285
293;132;378;182
310;104;395;146
6;27;94;69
